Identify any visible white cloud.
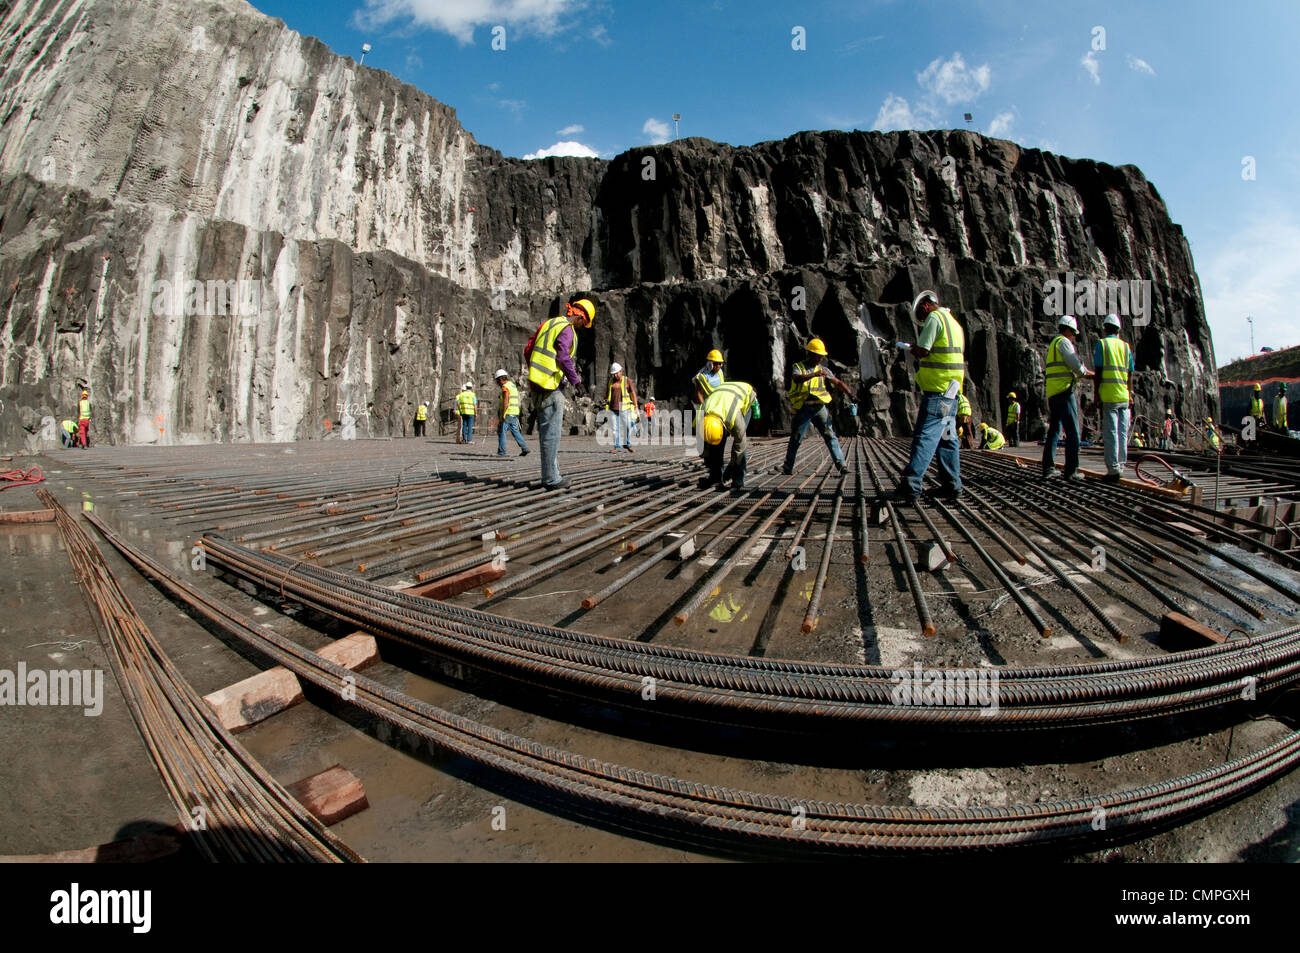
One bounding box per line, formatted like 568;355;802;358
872;94;939;132
917;52;991;105
356;0;586;45
642;117;671;144
496;98;526;117
987;110;1014;137
556;123;584;135
1127;55;1156;76
1202;217;1300;356
522;140;600;160
1081;50;1101;85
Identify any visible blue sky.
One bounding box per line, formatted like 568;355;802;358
250;0;1300;364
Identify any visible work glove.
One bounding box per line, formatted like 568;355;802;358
849;405;859;416
895;342;911;352
573;382;587;400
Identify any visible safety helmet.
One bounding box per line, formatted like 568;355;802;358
80;390;88;397
1007;392;1017;399
702;414;725;445
1058;315;1078;333
1254;383;1262;391
1103;313;1121;329
806;338;828;356
1167;409;1173;416
1206;417;1214;424
911;290;938;320
706;349;724;363
463;381;473;390
495;369;508;379
610;362;622;375
980;422;989;430
569;298;596;326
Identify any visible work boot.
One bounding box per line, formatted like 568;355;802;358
1100;472;1122;483
1042;469;1060;480
931;486;964;501
697;476;717;489
520;448;530;457
1065;471;1086;482
543;479;570;491
888;488;918;504
835;461;847;474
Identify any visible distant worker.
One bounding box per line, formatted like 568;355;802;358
1250;384;1265;429
782;337;852;475
1041;315;1093;481
699;381;760;492
606;362;639;453
1160;409;1173;450
526;298;593;490
414;400;428;437
76;390;91;448
693;349;725;406
894;291;964;501
495;369;529;457
1133;431;1146;449
956;389;975;449
1206;417;1221;453
1094;313;1134;483
1274;383;1288;431
643;395;656;437
59;418;76;448
456;382;477;444
978;422;1006;450
1004;392;1021;446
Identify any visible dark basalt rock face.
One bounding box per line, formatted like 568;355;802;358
0;0;1215;451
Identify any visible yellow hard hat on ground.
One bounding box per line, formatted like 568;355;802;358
702;414;725;445
569;298;596;326
706;349;724;363
806;338;828;357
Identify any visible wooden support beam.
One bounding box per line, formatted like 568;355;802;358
406;563;506;598
285;764;369;825
1160;611;1228;649
0;509;55;524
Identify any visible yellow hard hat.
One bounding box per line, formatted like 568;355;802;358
1254;383;1262;391
1007;392;1017;399
570;298;596;326
980;422;989;430
81;390;88;397
806;338;828;357
1206;417;1214;424
706;349;724;363
702;414;725;445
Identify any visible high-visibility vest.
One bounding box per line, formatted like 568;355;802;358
644;400;656;417
78;397;91;420
456;391;476;415
528;316;576;390
1207;424;1220;450
1276;396;1288;428
789;362;832;410
983;427;1006;450
1096;335;1132;404
607;375;632;409
693;367;724;400
61;419;76;434
1250;396;1264;418
1133;433;1145;447
957;394;971;418
915;308;964;394
500;380;520;417
701;381;756;431
1006;401;1020;424
415;404;428;421
1045;335;1077;398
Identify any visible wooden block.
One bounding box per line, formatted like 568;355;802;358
1160;611;1228;649
204;667;304;732
920;542;950;573
318;633;379;671
662;532;696;559
0;509;55;524
405;563;506;599
285;764;369;825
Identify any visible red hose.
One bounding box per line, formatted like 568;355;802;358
1133;453;1178;487
0;466;45;490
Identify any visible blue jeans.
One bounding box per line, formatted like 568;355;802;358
704;409;752;485
613;409;632;449
536;388;565;485
460;414;474;443
900;392;961;496
1042;390;1080;476
498;415;527;454
783;402;845;471
1101;403;1129;474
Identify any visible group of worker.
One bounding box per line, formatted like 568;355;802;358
1248;381;1288;432
59;390;92;448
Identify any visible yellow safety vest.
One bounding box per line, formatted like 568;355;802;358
607;376;633;409
1250;396;1264;418
456;391;476;415
1207;425;1220;450
957;394;971;418
1276;396;1288;428
415;404;428;421
915;308;965;394
500;380;520;417
1045;335;1077;398
789;361;832;410
528;316;576;390
1005;401;1020;424
983;428;1006;450
1133;433;1145;447
61;419;76;434
694;368;724;400
1097;335;1132;404
701;381;756;431
78;398;91;420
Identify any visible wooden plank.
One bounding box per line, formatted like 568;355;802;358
0;509;55;524
407;563;506;597
1160;611;1228;649
285;764;369;825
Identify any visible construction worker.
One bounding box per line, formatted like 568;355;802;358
1133;431;1146;448
956;389;975;449
894;291;964;501
699;381;760;491
1250;384;1265;429
526;298;593;490
978;422;1006;450
1274;383;1288;431
1004;392;1021;446
692;349;725;405
643;395;656;438
455;382;477;444
606;362;639;453
782;338;852;475
1094;313;1134;482
1042;315;1093;481
414;400;428;437
76;390;91;448
495;369;529;457
1160;409;1174;450
1206;416;1221;453
59;418;76;448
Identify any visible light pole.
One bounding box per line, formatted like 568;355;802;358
1246;315;1254;356
360;43;371;65
673;113;680;140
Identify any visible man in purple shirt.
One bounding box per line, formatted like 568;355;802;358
526;299;594;489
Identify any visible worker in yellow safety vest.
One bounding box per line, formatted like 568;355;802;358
1004;392;1021;446
1041;315;1094;482
414;401;429;438
1094;313;1134;483
692;349;725;406
525;298;594;489
1250;384;1265;428
978;422;1006;451
76;390;91;448
1205;417;1221;453
605;362;640;453
59;418;77;448
894;291;964;501
1274;383;1288;431
494;369;529;457
456;382;478;445
782;338;854;475
699;381;760;491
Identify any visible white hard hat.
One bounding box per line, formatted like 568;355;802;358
1103;313;1121;329
463;381;473;390
494;368;508;378
911;290;938;319
610;362;622;374
1058;315;1078;333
